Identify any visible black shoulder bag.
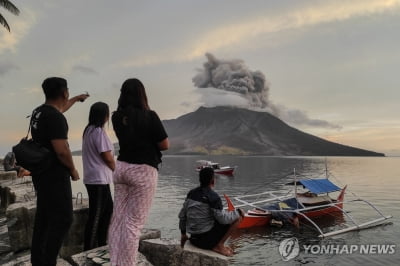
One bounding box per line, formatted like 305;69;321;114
12;111;53;175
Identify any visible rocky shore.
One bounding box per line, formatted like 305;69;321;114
0;169;229;266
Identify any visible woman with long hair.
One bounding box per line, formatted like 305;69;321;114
82;102;115;250
108;78;169;265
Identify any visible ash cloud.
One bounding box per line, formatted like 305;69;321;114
192;53;341;129
193;53;270;109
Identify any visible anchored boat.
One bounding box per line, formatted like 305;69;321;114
224;169;392;238
196;160;236;176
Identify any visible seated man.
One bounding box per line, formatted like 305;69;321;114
178;168;243;256
3;152;30;177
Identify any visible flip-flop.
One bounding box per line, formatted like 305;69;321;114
101;253;110;259
92;257;107;264
87;252;97;259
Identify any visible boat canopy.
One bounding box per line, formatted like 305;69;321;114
297;179;341;194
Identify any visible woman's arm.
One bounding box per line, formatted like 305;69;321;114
100;151;115;171
157;138;169;151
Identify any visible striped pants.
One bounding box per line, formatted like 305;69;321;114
108;161;158;266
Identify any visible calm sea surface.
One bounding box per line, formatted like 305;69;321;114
72;156;400;266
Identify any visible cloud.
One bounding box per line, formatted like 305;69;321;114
196;88;249;108
71;65;98;75
275;105;342;130
22;87;41;94
0;8;36;54
322;125;400;154
193;53;341;129
185;0;400;60
0;62;19;76
193;53;270;109
116;0;400;67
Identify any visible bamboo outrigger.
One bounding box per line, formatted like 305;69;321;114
224;169;392;238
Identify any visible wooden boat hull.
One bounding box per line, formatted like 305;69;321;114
238;212;271;229
196;167;235;175
214;168;235;175
237;187;346;229
238;203;343;229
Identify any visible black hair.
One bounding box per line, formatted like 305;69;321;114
199;167;215;187
83;102;110;137
42;77;68;100
117;78;150;111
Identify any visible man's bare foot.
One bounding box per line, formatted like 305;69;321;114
213;245;234;256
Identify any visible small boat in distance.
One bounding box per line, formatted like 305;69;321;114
196;160;236;176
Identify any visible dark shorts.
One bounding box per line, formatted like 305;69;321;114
189;222;230;249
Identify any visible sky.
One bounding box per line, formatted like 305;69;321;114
1;0;399;156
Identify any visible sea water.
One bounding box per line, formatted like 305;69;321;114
71;155;400;265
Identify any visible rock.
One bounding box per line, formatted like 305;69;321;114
5;198;90;256
139;238;181;266
1;253;70;265
0;171;17;181
0;177;34;213
181;242;229;266
139;238;229;266
5;201;36;252
70;245;153;266
140;228;161;241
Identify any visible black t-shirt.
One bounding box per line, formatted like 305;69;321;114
31;104;70;177
112;108;168;169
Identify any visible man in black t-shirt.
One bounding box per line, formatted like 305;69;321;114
30;77;89;266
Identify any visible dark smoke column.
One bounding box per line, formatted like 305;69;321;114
192;53;271;109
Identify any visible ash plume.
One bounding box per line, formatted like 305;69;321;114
192;53;341;130
193;53;270;109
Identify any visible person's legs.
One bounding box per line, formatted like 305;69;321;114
212;218;242;256
84;184;102;250
31;177;73;266
97;184;113;246
109;163;157;265
31;185;47;266
42;179;73;265
189;219;240;256
109;162;132;265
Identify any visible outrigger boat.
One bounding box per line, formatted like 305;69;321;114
224;170;392;238
196;160;236;176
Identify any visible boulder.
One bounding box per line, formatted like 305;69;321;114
1;254;70;266
139;238;229;266
0;177;34;212
70;245;153;266
0;171;17;181
5;201;36;252
181;242;229;266
139;238;181;266
5;198;90;257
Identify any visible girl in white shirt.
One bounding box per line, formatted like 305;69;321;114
82;102;115;250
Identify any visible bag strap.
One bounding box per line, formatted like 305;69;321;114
25;109;36;139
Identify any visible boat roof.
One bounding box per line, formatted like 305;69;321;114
296;179;341;194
